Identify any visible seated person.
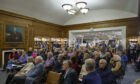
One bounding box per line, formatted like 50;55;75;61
81;59;102;84
37;49;45;60
10;56;44;84
110;55;122;78
70;56;79;73
8;49;17;64
103;52;111;67
27;47;33;56
31;49;37;58
5;57;34;84
59;60;78;84
53;54;63;72
17;51;28;64
44;52;55;69
135;56;140;71
79;53;90;79
96;59;114;84
94;51;101;69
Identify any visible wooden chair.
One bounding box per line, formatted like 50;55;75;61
133;79;140;84
46;71;61;84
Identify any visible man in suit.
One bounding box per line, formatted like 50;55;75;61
10;56;44;84
81;59;102;84
59;60;78;84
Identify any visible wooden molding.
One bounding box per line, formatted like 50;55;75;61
64;17;139;28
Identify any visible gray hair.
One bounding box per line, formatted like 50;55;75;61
113;55;121;61
99;59;107;64
63;60;72;67
35;56;43;62
85;58;96;72
93;51;100;56
27;57;34;62
48;52;53;57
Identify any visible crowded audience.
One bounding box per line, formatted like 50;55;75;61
4;41;140;84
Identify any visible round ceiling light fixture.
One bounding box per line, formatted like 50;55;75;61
62;4;73;10
76;2;87;9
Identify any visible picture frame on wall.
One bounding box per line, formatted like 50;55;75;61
4;25;24;43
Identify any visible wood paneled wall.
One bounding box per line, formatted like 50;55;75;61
0;10;63;66
0;9;140;66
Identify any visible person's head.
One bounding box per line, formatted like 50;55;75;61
58;54;63;60
29;47;33;52
113;55;121;61
12;48;16;53
70;56;77;64
27;57;34;63
47;52;53;58
22;51;26;56
93;51;100;59
63;51;67;56
117;51;122;56
99;59;107;69
85;59;96;73
54;48;58;52
34;49;37;53
83;48;88;53
105;52;111;58
35;56;43;64
17;49;21;54
112;41;115;44
39;49;43;52
83;53;90;61
68;48;72;53
62;60;72;71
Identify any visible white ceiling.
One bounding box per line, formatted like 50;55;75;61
0;0;138;25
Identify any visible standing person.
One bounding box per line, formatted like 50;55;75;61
59;60;78;84
100;41;106;53
110;41;116;54
119;50;128;71
81;59;102;84
116;42;123;52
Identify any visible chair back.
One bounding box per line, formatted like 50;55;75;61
46;71;61;84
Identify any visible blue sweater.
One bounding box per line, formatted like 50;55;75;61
81;71;102;84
